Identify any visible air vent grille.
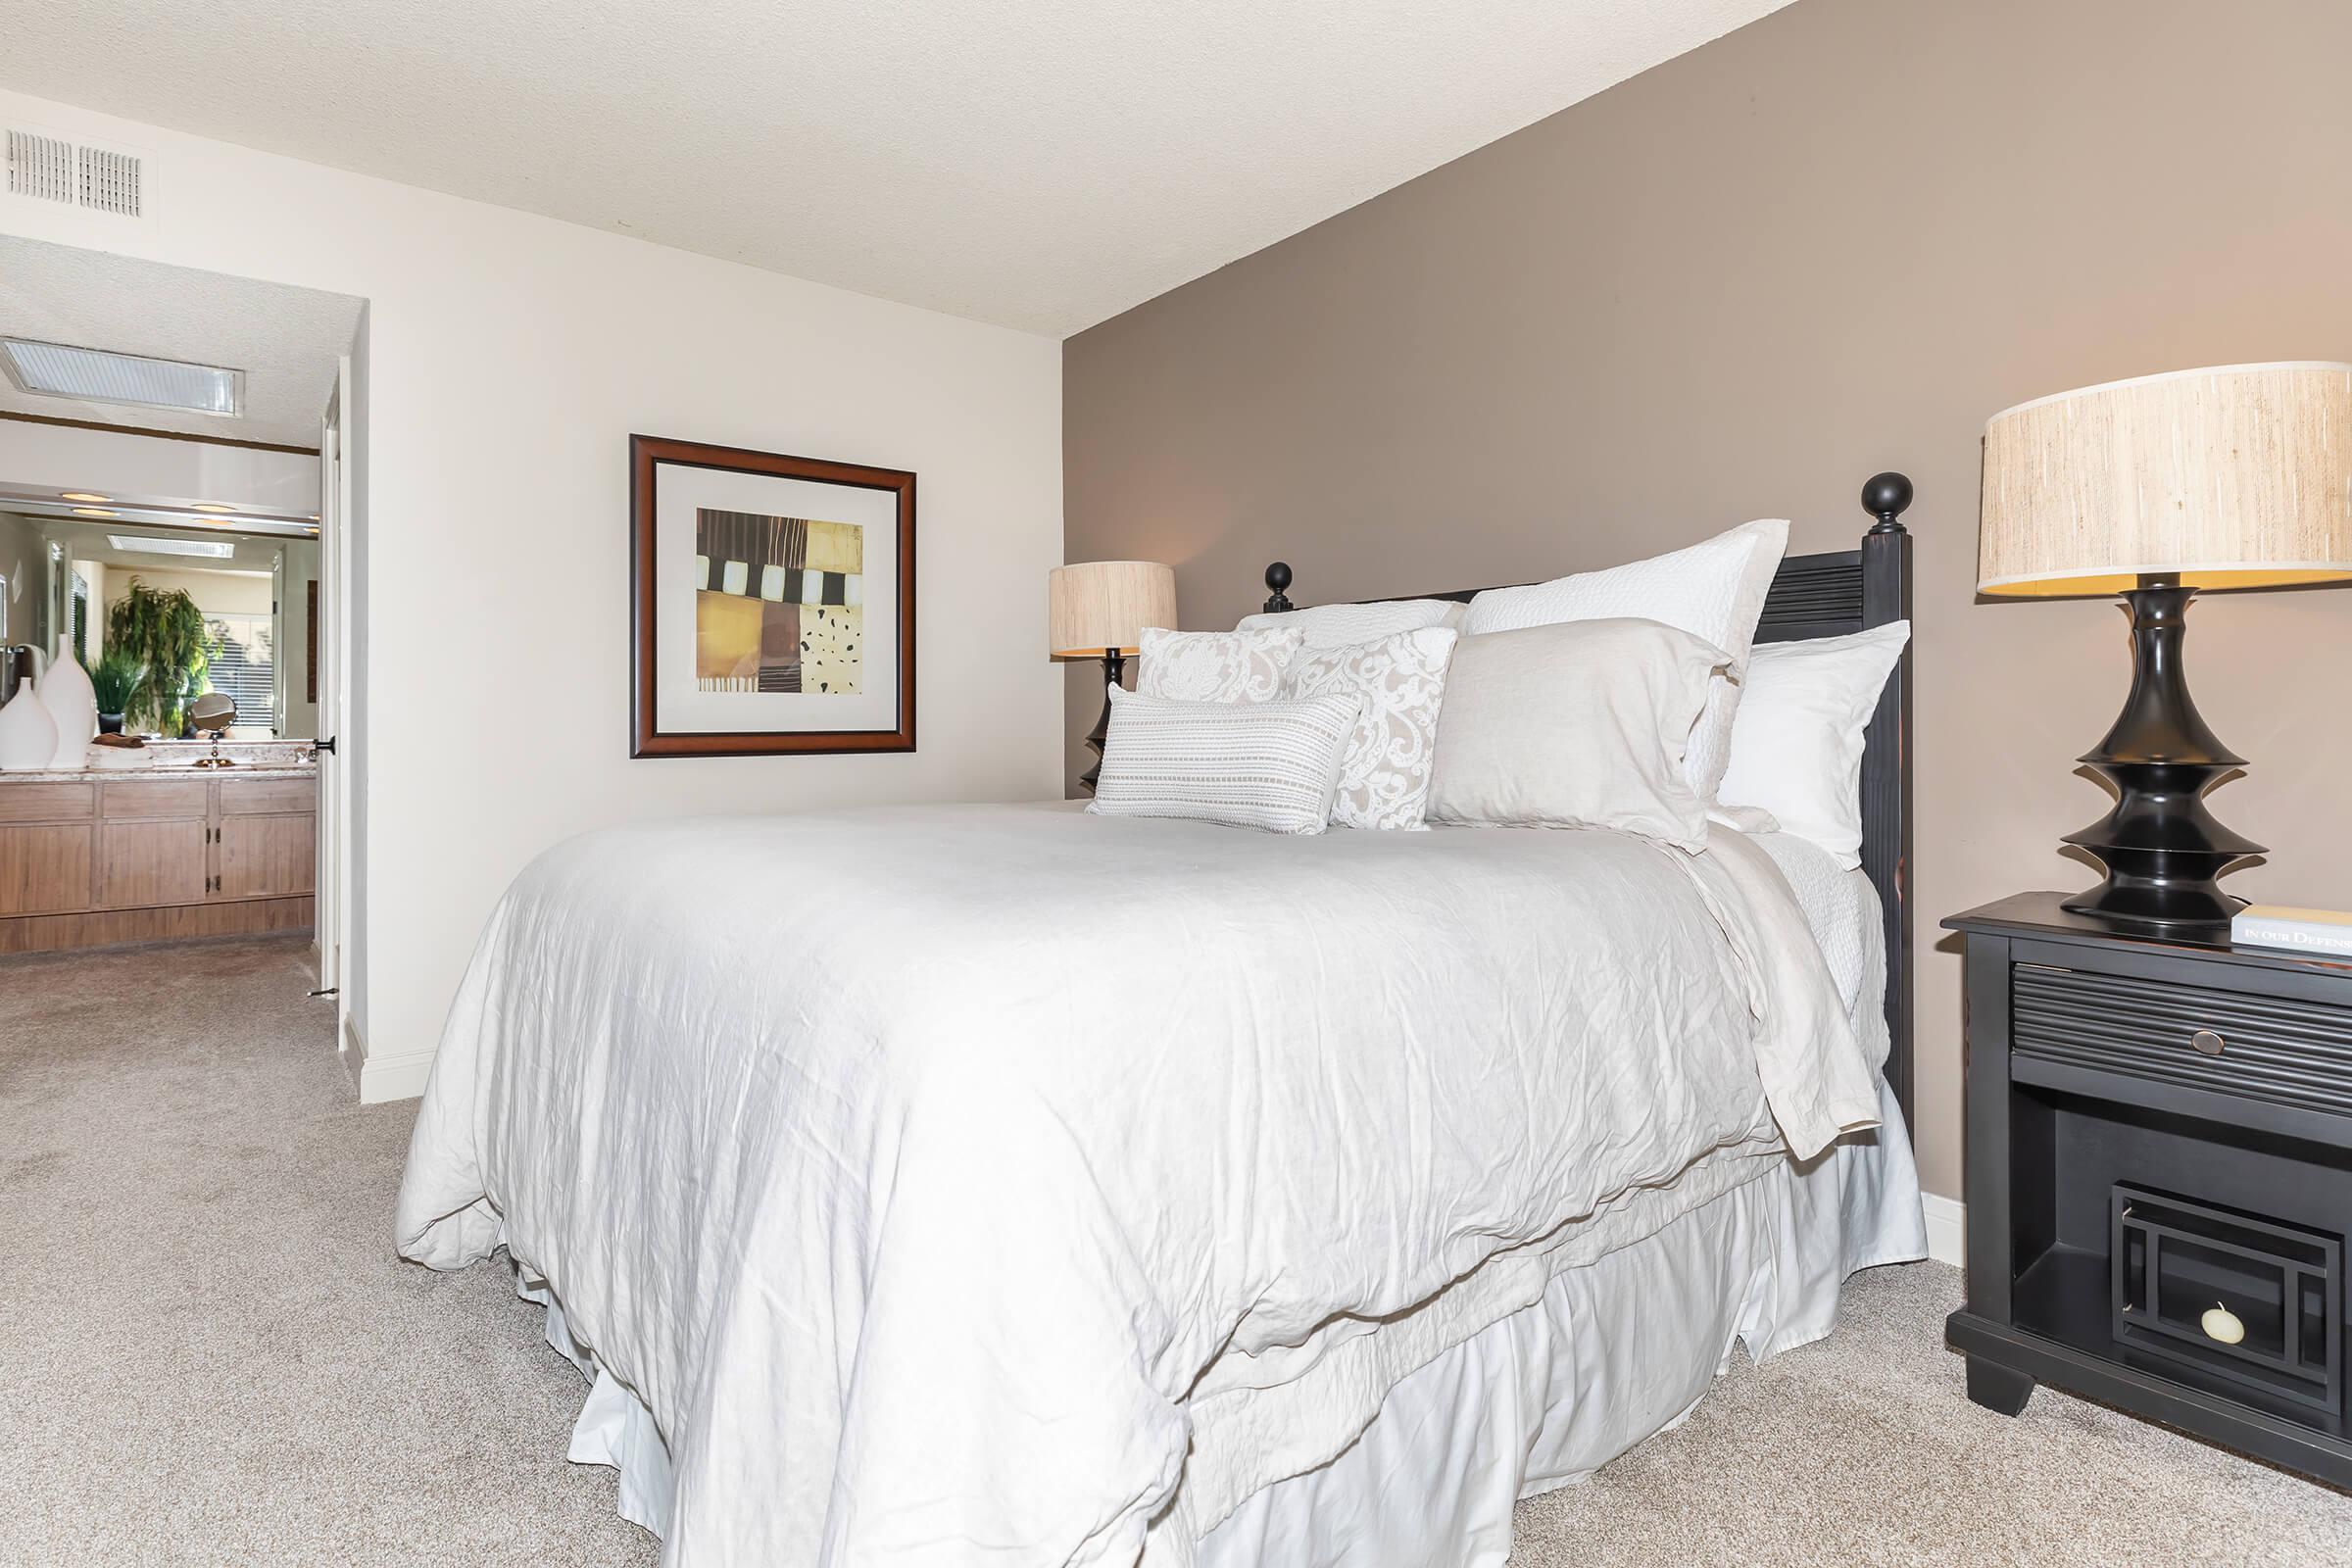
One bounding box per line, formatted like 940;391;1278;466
7;128;74;204
78;145;140;217
2;338;244;416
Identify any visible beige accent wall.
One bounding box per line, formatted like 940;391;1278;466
1062;0;2352;1200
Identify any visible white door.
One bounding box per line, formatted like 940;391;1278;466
314;355;353;1036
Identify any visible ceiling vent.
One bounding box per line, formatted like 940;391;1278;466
6;128;74;204
78;145;141;218
2;338;244;417
6;124;145;219
107;535;236;560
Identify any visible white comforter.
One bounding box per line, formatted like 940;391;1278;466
395;803;1880;1566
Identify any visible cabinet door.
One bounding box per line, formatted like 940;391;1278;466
97;819;210;908
218;813;316;901
0;824;95;915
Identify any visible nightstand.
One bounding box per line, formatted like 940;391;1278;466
1943;893;2352;1487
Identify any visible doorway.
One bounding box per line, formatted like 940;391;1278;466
0;233;365;1045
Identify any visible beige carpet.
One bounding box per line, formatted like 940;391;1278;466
4;935;2350;1567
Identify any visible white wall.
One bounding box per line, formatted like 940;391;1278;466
0;418;318;512
280;538;319;740
0;511;50;651
99;564;272;616
0;88;1065;1097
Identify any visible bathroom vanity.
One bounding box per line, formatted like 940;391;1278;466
0;750;316;955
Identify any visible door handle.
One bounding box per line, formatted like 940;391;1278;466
314;735;337;757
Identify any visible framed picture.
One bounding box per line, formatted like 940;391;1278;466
629;434;915;758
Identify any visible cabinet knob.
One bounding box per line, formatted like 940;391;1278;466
2191;1029;2226;1056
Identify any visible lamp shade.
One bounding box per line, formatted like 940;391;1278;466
1978;361;2352;597
1049;560;1177;657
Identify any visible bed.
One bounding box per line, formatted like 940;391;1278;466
394;479;1924;1566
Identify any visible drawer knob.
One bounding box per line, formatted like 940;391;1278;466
2191;1029;2226;1056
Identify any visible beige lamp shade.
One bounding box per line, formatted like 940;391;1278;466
1049;560;1177;657
1979;361;2352;597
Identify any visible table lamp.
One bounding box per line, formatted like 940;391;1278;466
1978;361;2352;929
1050;560;1177;792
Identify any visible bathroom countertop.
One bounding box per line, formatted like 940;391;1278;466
0;763;318;783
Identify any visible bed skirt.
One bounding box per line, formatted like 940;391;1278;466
519;1077;1924;1566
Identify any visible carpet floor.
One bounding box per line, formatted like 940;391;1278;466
3;934;2349;1566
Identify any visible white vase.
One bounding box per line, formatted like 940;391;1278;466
0;680;59;770
39;636;96;768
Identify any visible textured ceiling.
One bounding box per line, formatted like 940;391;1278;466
0;0;1792;337
0;236;363;446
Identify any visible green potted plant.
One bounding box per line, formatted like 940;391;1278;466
89;650;144;735
104;578;214;736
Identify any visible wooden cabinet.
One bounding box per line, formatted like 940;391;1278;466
98;819;210;908
0;771;316;954
0;823;96;915
219;813;316;901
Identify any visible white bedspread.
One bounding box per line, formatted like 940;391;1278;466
394;803;1880;1566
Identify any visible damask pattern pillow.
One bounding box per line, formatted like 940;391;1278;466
1235;598;1464;649
1137;625;1303;704
1282;627;1459;830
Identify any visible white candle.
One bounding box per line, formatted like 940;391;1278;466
2201;1303;2246;1346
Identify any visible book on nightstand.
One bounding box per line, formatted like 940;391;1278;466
2230;905;2352;958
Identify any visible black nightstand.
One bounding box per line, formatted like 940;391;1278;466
1944;893;2352;1487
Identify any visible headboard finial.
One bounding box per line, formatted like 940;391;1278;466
1262;562;1295;613
1862;471;1914;534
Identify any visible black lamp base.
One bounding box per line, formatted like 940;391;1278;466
1077;651;1126;795
2061;581;2263;932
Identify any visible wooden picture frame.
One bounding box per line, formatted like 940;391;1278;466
629;434;916;759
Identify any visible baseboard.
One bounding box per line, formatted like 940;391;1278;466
1922;1192;1966;1268
340;1012;433;1103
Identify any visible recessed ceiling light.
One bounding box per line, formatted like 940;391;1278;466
2;338;244;417
72;507;118;517
60;491;111;504
190;503;238;514
107;534;235;559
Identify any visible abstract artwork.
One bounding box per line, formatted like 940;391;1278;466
630;436;914;758
692;511;863;695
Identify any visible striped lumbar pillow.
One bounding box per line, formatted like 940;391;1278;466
1088;684;1361;835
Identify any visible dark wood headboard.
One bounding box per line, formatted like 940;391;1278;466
1258;473;1915;1131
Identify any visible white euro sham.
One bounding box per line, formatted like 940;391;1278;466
1716;620;1910;869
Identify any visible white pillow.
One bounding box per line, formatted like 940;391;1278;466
1424;618;1727;850
1137;625;1301;704
1458;518;1788;804
1715;621;1909;868
1236;599;1464;648
1282;627;1458;831
1089;684;1358;835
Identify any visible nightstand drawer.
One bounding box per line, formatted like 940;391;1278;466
2012;962;2352;1122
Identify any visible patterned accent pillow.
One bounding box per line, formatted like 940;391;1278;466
1460;518;1788;805
1234;599;1463;649
1136;625;1302;704
1282;627;1459;830
1088;684;1360;835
